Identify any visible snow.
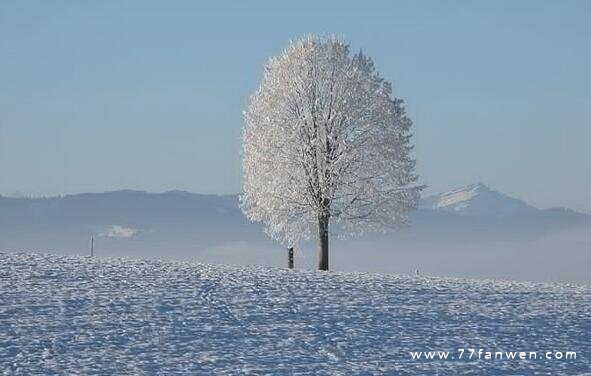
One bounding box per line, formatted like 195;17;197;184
422;183;538;217
432;183;488;210
1;252;589;375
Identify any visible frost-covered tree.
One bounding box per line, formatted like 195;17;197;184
241;36;424;271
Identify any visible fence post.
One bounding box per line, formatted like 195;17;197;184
288;247;294;269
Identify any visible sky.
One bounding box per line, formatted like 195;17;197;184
1;0;590;213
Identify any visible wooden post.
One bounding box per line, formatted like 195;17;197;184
288;247;294;269
90;236;94;257
318;214;329;271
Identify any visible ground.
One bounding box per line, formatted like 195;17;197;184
0;252;589;375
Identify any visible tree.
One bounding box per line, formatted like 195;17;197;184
240;36;424;271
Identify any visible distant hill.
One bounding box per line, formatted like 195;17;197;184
420;182;537;216
1;184;590;282
0;190;271;259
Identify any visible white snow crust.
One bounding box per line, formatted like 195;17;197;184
1;252;589;375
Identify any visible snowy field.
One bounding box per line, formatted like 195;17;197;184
1;253;590;375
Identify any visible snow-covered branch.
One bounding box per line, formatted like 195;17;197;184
241;36;424;247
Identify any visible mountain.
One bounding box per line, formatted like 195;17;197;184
420;183;538;216
1;185;590;283
0;190;272;259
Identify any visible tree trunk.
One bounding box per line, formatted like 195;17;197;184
318;214;329;271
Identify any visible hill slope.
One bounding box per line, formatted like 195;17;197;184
1;252;589;375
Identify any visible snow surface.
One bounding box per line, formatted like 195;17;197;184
433;185;481;210
1;252;589;375
421;183;538;217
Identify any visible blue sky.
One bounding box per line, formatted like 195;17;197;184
1;1;590;212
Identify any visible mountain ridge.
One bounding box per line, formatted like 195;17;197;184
419;182;572;217
1;183;590;282
3;182;587;216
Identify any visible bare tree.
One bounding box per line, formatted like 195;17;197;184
241;36;424;270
